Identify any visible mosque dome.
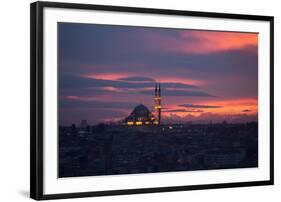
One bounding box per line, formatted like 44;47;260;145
125;104;155;125
132;104;151;117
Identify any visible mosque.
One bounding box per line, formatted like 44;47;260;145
125;83;162;126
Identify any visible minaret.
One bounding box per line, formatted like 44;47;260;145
158;83;161;124
154;83;162;125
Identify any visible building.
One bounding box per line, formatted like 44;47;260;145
78;120;90;133
125;83;162;126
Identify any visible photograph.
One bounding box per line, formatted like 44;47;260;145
30;1;274;200
58;23;259;178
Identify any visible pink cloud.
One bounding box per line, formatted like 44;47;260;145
65;95;97;102
164;30;258;55
65;95;80;100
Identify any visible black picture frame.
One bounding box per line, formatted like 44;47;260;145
30;1;274;200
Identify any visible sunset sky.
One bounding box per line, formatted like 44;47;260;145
58;23;258;125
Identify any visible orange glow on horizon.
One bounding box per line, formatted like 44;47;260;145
162;98;258;118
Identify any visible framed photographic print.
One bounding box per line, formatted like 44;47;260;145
30;1;274;200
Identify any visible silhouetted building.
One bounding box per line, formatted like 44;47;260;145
125;104;156;125
125;83;162;125
79;120;89;132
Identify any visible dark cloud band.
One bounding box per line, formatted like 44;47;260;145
179;104;222;108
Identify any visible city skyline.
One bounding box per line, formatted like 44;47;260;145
58;23;258;125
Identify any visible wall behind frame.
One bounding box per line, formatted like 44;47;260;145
0;0;279;202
